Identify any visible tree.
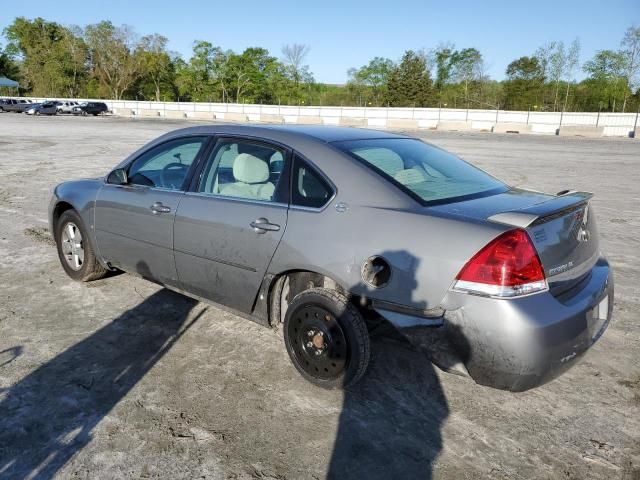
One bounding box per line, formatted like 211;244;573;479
533;42;556;107
504;56;544;110
3;17;84;96
386;50;433;107
450;48;484;106
60;25;87;97
84;21;143;99
548;41;565;111
138;34;174;101
175;41;226;102
223;48;283;104
562;39;581;111
281;43;312;102
506;56;544;81
433;43;455;92
347;57;394;105
620;26;640;112
583;50;627;111
0;44;19;80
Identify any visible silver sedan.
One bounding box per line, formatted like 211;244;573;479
49;125;613;391
25;101;58;115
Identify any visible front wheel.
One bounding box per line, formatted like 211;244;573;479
55;209;107;282
283;288;370;389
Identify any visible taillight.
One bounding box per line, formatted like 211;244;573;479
452;229;547;298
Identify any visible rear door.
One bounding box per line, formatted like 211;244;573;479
94;136;208;285
174;137;289;313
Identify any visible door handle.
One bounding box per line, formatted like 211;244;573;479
150;202;171;214
250;217;280;234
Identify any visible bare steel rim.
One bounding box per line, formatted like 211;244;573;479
60;222;85;271
287;304;349;380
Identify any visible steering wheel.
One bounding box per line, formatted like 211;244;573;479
160;162;188;189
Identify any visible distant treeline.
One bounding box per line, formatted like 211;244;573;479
0;17;638;112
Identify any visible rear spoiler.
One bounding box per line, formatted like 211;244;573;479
488;191;593;229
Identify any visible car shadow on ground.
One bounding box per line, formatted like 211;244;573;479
0;287;204;479
327;250;470;479
327;336;450;479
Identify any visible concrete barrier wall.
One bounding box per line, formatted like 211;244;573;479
6;95;639;138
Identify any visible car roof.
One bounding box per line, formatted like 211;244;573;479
258;125;410;143
164;124;411;145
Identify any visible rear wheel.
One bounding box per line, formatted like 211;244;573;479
55;210;107;282
283;288;370;389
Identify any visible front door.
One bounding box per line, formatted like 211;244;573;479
174;138;289;313
95;136;208;285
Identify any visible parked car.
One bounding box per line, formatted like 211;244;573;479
72;102;109;116
25;101;58;115
1;98;31;113
49;125;613;391
57;101;80;114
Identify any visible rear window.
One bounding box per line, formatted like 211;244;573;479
335;138;507;205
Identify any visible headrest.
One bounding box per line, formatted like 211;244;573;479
354;148;404;176
233;153;269;184
394;167;430;185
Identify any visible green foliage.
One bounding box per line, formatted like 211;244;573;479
0;44;20;80
506;57;544;81
1;16;638;112
174;40;225;101
386;50;433;107
135;34;175;101
84;21;144;99
281;44;313;103
347;57;394;106
3;17;86;96
503;56;544;110
582;50;628;111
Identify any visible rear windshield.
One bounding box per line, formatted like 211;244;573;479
335;138;507;205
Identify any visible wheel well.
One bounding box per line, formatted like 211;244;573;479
52;201;75;230
268;270;348;327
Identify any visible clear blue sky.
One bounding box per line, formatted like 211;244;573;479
1;0;638;83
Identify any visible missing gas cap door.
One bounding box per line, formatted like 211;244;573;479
361;256;391;288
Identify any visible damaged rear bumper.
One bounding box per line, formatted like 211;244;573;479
375;257;614;392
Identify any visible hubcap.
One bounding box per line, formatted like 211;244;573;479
60;222;84;271
287;305;348;380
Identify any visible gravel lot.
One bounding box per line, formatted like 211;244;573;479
0;114;638;480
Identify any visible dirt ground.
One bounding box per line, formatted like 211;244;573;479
0;114;638;480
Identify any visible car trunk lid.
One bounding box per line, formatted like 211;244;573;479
430;189;599;295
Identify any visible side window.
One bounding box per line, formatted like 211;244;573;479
128;136;206;190
291;155;334;209
198;139;285;202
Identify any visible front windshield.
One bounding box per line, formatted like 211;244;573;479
335;138;507;205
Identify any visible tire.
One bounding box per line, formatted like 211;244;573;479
55;209;107;282
283;287;370;389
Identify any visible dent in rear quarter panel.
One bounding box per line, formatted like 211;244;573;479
439;257;613;391
269;203;508;310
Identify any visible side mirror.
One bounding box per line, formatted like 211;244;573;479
107;168;128;185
